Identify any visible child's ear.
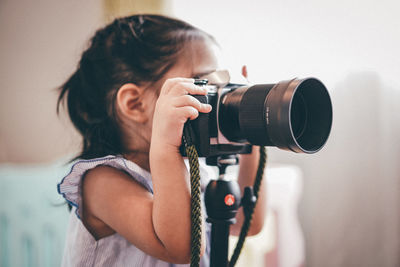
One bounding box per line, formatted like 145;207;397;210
116;83;148;124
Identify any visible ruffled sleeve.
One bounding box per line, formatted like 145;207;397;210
57;155;153;219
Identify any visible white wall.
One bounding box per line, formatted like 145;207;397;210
171;0;400;266
0;0;104;163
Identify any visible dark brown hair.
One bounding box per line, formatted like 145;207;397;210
57;14;215;160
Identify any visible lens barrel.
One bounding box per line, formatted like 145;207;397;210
219;78;333;153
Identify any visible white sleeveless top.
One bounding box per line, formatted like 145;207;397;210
57;155;212;267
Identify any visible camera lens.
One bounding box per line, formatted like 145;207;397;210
290;91;307;139
218;78;332;153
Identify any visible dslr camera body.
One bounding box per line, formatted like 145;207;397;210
181;70;333;158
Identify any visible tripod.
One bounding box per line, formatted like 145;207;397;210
204;155;257;267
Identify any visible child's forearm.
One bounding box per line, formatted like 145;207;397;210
232;146;266;236
150;143;205;261
149;78;210;261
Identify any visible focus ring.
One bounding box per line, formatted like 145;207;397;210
239;84;275;145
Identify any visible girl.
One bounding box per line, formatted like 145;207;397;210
57;14;266;266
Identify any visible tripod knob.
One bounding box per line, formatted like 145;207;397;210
205;179;241;221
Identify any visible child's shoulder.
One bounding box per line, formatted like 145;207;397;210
83;163;151;198
83;164;132;187
58;155;153;219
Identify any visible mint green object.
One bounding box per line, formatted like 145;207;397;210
0;160;71;267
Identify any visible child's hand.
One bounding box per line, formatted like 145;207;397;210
151;78;212;151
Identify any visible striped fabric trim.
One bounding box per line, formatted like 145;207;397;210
57;155;153;219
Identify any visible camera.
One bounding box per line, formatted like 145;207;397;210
181;71;333;157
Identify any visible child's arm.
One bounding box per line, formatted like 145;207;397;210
150;78;211;261
82;78;211;264
82;166;192;262
230;146;267;236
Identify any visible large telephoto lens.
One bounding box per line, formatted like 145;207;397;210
218;78;333;153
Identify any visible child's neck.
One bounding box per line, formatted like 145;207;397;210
124;152;150;172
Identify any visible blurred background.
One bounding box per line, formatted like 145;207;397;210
0;0;399;266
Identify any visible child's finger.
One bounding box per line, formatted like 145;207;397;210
242;65;248;79
173;82;207;96
174;95;212;113
161;78;195;95
178;106;203;121
163;80;208;96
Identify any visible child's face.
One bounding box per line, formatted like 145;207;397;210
118;39;221;157
143;40;221;137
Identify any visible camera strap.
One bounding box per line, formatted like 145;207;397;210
182;124;203;267
183;122;267;267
